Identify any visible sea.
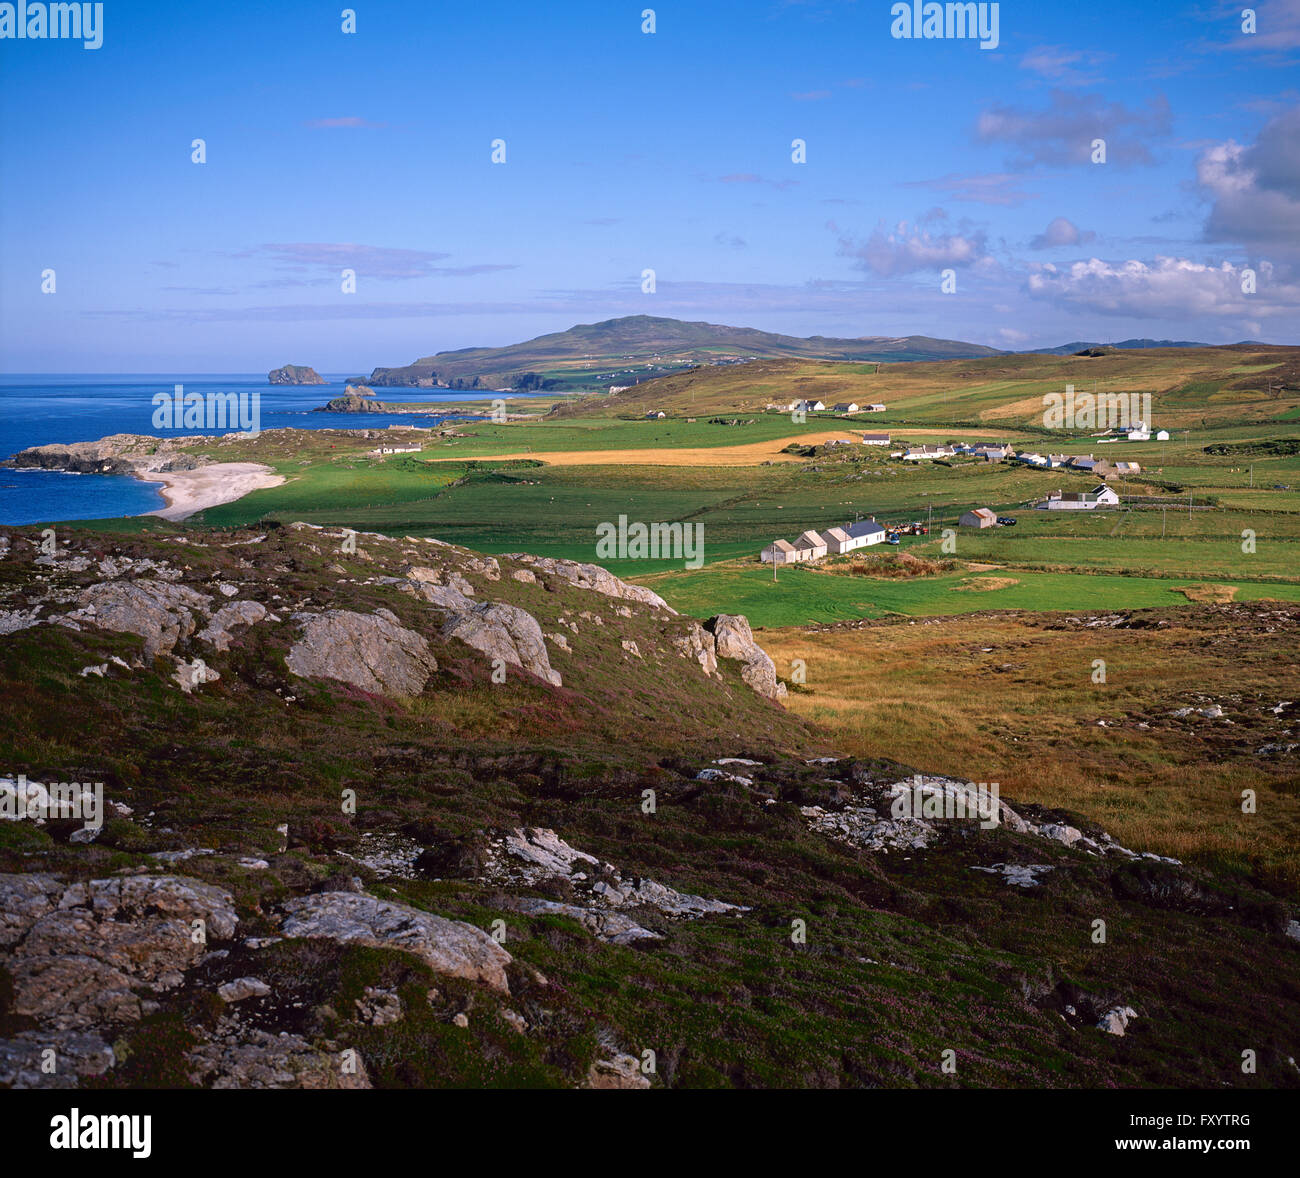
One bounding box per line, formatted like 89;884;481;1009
0;375;522;527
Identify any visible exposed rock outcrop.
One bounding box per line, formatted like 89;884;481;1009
186;1020;371;1088
673;621;719;676
1097;1005;1139;1036
479;827;745;942
196;600;268;652
69;579;214;660
800;772;1184;869
285;609;438;696
280;891;511;992
441;602;561;686
504;554;675;613
705;614;786;700
0;1031;116;1089
0;874;238;1030
586;1053;652;1089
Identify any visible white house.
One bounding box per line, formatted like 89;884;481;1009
794;529;829;560
823;520;887;553
861;432;891;446
844;519;887;547
833;402;860;414
822;526;855;554
372;445;422;455
864;403;886;412
792;399;826;412
903;444;954;460
1015;452;1048;466
1155;429;1170;440
761;538;800;564
1040;484;1121;511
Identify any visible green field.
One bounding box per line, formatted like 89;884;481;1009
636;563;1300;627
174;412;1300;613
58;346;1299;621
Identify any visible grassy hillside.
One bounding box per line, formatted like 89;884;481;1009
2;524;1299;1090
553;344;1300;429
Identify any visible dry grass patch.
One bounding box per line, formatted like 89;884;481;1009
763;606;1300;894
952;576;1021;592
1174;584;1239;603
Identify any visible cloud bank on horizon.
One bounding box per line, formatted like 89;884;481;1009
1;0;1298;371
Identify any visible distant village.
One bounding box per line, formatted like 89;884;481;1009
756;409;1153;564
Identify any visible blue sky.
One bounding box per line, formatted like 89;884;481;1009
1;0;1298;371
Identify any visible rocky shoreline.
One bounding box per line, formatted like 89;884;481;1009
3;434;283;521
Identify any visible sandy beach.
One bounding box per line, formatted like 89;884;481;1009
143;462;285;521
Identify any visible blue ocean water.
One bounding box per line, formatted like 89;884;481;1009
0;375;514;526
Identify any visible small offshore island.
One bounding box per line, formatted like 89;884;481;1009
268;364;326;385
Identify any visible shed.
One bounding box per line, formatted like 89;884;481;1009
960;508;998;528
794;529;829;560
761;538;799;564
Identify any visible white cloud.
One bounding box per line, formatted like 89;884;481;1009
1030;217;1097;249
1198;107;1300;254
838;221;989;276
1026;256;1299;320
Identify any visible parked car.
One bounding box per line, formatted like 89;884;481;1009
997;516;1017;526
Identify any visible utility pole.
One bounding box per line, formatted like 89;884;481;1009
1162;507;1167;539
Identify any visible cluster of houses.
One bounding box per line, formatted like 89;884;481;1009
776;400;887;414
1110;421;1169;442
761;518;889;564
1003;449;1141;475
895;441;1144;482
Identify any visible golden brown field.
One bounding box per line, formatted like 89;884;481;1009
418;426;980;467
762;604;1300;893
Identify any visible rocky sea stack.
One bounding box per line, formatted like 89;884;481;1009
268;365;326;386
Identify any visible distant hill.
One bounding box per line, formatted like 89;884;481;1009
1030;339;1211;356
362;315;1003;388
